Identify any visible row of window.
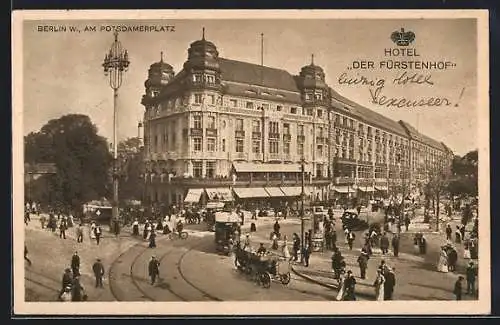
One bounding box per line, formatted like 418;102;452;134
149;94;440;155
191;137;328;157
192;161;216;178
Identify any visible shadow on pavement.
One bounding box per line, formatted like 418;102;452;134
407;281;452;294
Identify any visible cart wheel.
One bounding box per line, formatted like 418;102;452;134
260;272;271;288
280;273;291;285
180;231;189;240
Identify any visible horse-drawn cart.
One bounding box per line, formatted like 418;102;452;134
234;246;291;288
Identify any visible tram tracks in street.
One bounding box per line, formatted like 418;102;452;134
108;235;222;302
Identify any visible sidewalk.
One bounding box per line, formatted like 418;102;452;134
292;238;478;301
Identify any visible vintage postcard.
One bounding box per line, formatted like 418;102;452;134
12;10;490;315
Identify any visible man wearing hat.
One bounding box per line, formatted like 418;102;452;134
343;270;357;301
454;275;464;300
71;251;80;278
92;258;105;288
466;261;477;296
148;255;161;285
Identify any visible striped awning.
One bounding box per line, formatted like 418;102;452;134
184;188;204;203
280;186;302;197
206;188;233;201
375;186;388;191
264;187;287;197
233;187;269;198
358;186;375;192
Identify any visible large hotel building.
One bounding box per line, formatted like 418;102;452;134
140;33;453;207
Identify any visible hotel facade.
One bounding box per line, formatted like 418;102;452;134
140;34;454;207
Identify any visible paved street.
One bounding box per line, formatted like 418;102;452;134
259;209;478;301
24;206;477;302
24;214;342;301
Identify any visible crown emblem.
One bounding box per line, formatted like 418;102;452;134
391;28;415;46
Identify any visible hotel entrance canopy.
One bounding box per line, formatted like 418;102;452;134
280;186;302;197
233;187;269;198
206;188;233;201
184;188;204;203
334;186;356;193
232;162;312;173
264;187;287;197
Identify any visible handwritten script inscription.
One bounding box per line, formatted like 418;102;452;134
338;46;463;108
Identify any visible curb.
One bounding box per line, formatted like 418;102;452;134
291;266;375;300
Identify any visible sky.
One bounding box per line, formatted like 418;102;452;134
22;18;478;155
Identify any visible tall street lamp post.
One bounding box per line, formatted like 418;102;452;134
300;157;306;262
102;31;130;236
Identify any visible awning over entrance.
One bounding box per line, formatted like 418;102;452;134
334;186;356;194
358;186;375;192
232;162;312;173
375;186;388;191
280;186;302;197
233;187;269;198
184;188;204;203
264;187;286;197
206;188;233;201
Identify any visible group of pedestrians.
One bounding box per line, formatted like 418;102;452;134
58;252;106;302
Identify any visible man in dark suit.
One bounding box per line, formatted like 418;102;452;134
391;234;400;257
71;251;80;278
384;267;396;300
92;258;105;288
148;256;161;285
466;261;477;296
454;276;464;300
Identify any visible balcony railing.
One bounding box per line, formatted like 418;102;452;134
316;137;324;144
269;132;280;139
333;177;355;185
235;130;245;138
267;153;281;161
297;135;305;143
190;128;203;137
252;131;262;139
190;151;218;159
283;153;292;161
283;134;291;142
233;152;248;160
250;152;263;161
206;128;217;137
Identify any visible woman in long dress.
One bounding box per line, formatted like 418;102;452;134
374;269;385;301
336;271;346;301
437;247;449;273
463;239;472;259
90;221;96;239
282;240;291;261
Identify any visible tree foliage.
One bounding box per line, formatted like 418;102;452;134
447;149;478;196
117;137;144;201
24;114;112;210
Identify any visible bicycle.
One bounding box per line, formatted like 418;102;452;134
167;230;189;240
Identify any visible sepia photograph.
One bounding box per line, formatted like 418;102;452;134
12;10;490;315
